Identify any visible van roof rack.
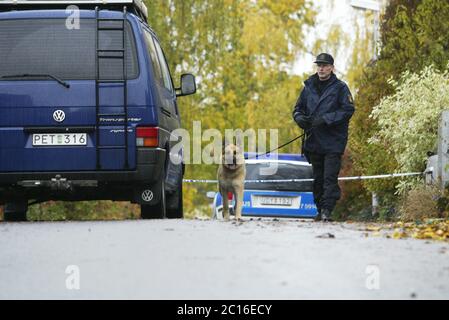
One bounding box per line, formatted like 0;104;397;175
0;0;148;20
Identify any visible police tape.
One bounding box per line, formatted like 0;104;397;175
182;171;426;184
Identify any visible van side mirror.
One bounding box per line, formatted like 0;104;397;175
176;73;196;97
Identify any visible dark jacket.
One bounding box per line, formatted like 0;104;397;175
292;73;355;154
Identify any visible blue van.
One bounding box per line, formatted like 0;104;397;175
0;0;196;221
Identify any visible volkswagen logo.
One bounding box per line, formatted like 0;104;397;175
53;110;65;123
141;190;154;202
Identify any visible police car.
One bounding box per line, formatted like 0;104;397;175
207;153;318;219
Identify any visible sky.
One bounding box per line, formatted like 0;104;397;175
293;0;375;76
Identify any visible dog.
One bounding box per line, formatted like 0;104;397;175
214;139;246;221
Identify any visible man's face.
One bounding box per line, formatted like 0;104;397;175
316;63;334;80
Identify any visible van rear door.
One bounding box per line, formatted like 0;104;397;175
0;17;139;172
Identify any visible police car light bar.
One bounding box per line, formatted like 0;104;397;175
0;0;148;20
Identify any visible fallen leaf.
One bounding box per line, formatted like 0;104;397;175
316;233;335;239
384;219;448;242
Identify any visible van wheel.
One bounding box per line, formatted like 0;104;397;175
3;202;28;222
166;178;183;219
141;177;166;219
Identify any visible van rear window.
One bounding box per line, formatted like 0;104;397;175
0;19;138;80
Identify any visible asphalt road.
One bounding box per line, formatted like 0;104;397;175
0;218;448;299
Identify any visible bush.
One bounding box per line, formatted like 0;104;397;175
369;65;449;195
350;0;449;199
399;184;445;221
27;201;140;221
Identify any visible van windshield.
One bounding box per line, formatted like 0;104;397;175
0;19;138;80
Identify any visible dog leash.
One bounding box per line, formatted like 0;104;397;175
245;132;306;160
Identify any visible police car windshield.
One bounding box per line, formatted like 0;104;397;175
245;162;313;192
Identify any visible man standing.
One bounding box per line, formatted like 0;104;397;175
292;53;355;222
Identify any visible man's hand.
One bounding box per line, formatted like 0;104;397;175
294;114;312;130
312;116;326;127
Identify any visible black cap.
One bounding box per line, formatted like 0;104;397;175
314;53;334;65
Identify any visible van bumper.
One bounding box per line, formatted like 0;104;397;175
0;148;166;185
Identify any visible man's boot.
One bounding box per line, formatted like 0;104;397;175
321;209;332;222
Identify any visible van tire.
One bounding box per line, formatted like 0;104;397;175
166;178;183;219
3;202;28;222
141;176;166;219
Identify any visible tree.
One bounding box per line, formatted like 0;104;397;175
145;0;316;214
350;0;449;195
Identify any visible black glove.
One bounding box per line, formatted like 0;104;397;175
294;114;312;130
312;116;326;127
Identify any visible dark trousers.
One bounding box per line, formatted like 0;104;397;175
308;152;342;212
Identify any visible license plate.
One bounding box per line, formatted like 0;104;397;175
32;133;87;146
260;196;293;206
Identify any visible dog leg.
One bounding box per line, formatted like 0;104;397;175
234;188;243;221
221;190;230;221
